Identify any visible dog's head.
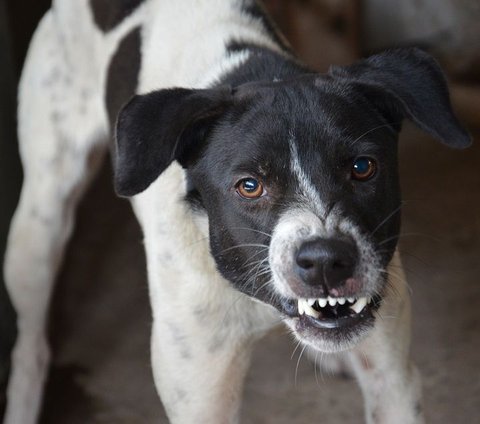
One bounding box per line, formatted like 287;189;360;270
114;49;470;352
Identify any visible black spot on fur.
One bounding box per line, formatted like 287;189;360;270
106;26;141;133
90;0;144;32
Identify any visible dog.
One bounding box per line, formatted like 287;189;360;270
3;0;471;423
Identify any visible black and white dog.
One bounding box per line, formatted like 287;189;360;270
3;0;471;423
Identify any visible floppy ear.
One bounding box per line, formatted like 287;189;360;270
114;87;232;197
329;48;472;149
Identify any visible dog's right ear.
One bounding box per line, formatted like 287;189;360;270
328;48;472;149
114;87;232;197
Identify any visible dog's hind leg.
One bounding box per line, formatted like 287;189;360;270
3;11;108;424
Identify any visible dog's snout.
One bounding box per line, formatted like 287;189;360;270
295;238;358;289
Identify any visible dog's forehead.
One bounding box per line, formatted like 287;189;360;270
214;80;393;171
232;78;388;141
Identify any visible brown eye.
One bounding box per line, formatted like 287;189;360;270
236;178;264;199
352;157;377;181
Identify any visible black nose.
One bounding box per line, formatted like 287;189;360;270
295;237;358;289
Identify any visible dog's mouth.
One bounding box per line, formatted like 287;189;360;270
278;293;382;330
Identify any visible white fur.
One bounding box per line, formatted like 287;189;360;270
3;1;423;423
289;133;325;215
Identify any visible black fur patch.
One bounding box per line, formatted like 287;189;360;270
106;26;141;133
90;0;145;32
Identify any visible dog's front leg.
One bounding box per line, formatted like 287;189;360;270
148;279;276;424
348;254;424;424
133;169;279;423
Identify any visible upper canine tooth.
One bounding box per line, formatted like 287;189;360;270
347;297;355;303
307;298;316;306
351;297;367;314
318;298;328;308
303;302;320;318
328;297;337;306
337;297;346;305
298;299;305;315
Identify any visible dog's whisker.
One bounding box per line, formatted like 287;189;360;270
314;350;320;386
230;227;273;239
395;249;433;269
371;203;403;235
320;352;327;382
240;254;270;273
378;232;443;246
294;344;308;388
290;339;303;360
218;244;270;255
349;121;402;146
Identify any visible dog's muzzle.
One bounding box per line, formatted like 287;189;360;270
268;210;384;351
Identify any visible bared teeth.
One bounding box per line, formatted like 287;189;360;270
350;297;368;314
297;299;319;318
298;295;371;317
303;302;320;318
298;299;305;315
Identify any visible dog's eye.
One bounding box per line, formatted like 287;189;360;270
236;178;264;199
351;157;376;181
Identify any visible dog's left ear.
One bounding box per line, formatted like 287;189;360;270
329;48;472;148
114;87;232;197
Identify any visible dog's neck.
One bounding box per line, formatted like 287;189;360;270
218;42;309;88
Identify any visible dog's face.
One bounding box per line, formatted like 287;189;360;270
114;49;470;352
187;82;401;351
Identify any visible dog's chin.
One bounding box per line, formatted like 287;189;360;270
276;295;382;353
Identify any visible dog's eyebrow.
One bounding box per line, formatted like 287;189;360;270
231;161;269;178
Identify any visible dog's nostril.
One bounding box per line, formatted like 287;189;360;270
332;260;347;270
296;257;315;270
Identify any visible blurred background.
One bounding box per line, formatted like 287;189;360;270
0;0;479;422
